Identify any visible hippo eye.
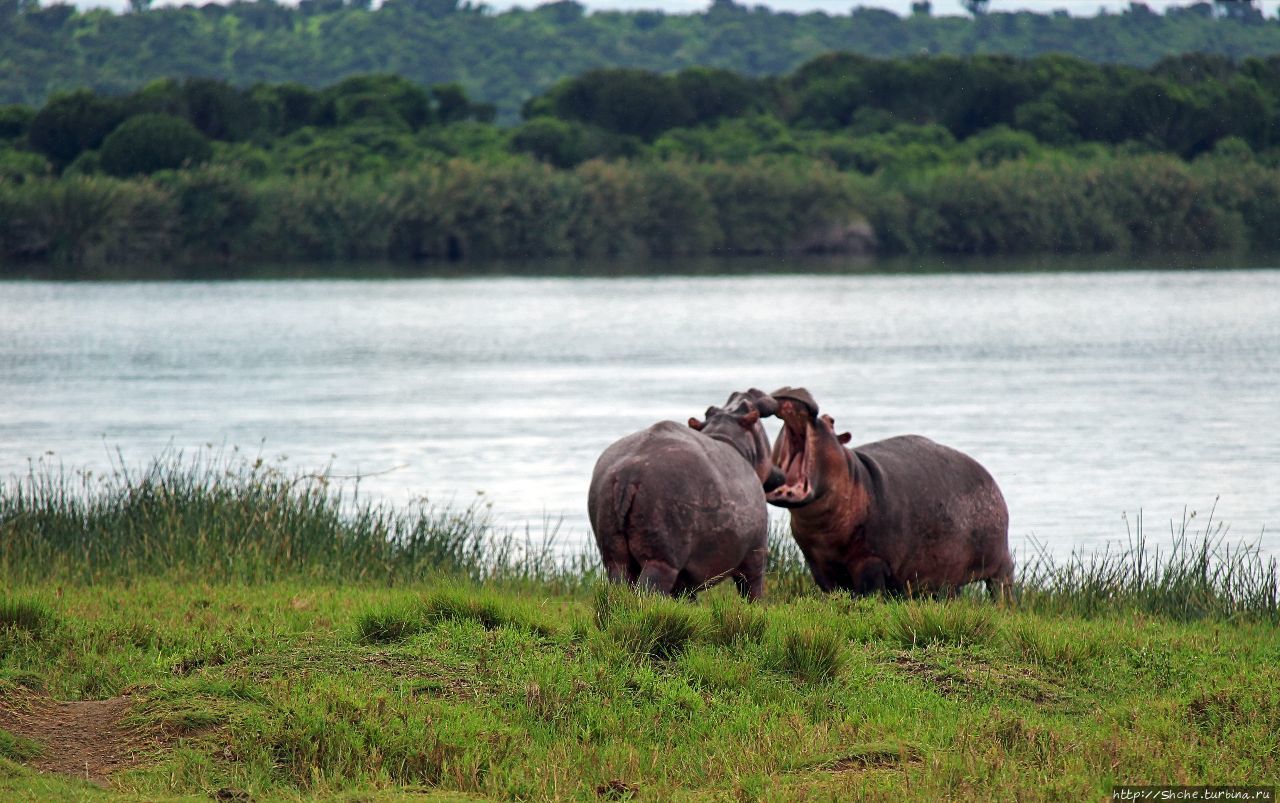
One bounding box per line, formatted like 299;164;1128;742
705;406;719;418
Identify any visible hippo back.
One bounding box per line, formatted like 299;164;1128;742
852;434;1011;591
589;421;768;587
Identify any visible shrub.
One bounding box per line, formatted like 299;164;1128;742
156;165;258;259
510;117;599;168
0;176;177;265
99;113;213;177
0;147;48;183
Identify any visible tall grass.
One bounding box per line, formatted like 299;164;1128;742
0;597;54;636
1015;502;1278;621
2;454;1275;622
0;450;584;588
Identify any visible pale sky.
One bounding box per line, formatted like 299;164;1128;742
70;0;1280;18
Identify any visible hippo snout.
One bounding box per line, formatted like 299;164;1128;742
763;465;785;493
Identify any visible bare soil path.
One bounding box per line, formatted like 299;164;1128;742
0;688;142;784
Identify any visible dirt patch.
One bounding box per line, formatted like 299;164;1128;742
0;687;147;784
828;747;920;771
891;652;1075;710
596;778;639;799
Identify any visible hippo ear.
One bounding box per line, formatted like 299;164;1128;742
688;417;705;431
737;409;760;429
838;432;852;444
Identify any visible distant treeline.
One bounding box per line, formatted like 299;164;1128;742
6;54;1280;175
3;157;1276;270
5;0;1280;120
3;56;1280;270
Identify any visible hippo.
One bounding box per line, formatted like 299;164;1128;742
588;389;784;600
765;386;1012;599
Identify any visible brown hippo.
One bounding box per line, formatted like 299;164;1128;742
588;389;784;601
766;386;1012;598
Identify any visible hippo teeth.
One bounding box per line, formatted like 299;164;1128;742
769;421;811;500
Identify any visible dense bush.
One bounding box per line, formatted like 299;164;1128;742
0;105;35;140
98;113;213;177
26;90;126;169
5;152;1280;271
0;176;176;265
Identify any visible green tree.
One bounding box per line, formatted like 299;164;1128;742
533;69;695;141
27;89;126;170
0;104;34;139
316;74;432;130
98;113;212;176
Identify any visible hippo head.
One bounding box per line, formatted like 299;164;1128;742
687;388;785;492
765;386;852;508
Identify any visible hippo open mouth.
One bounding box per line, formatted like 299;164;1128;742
766;399;816;508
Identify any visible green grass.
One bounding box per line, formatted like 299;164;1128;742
0;454;1277;799
9;451;1274;621
0;581;1275;801
0;449;589;589
0;597;54;637
891;601;996;649
0;728;42;763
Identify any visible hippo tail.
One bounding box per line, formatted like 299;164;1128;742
614;479;641;537
592;477;642;583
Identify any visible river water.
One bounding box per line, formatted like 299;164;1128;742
2;265;1277;562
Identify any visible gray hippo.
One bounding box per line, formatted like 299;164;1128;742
766;386;1012;598
588;389;783;600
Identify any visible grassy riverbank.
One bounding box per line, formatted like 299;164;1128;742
1;455;1277;799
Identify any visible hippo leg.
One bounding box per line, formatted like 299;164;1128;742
848;556;892;597
985;565;1014;603
732;548;767;602
604;558;640;586
802;558;838;593
637;559;680;597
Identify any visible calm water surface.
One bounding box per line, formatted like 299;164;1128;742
2;267;1278;562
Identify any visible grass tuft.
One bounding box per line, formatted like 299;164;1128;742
1004;623;1100;668
0;729;42;763
769;627;846;683
892;601;995;648
0;598;53;638
707;595;768;646
422;586;556;637
1;456;1276;624
356;586;556;644
604;591;706;660
0;449;586;589
354;602;427;644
